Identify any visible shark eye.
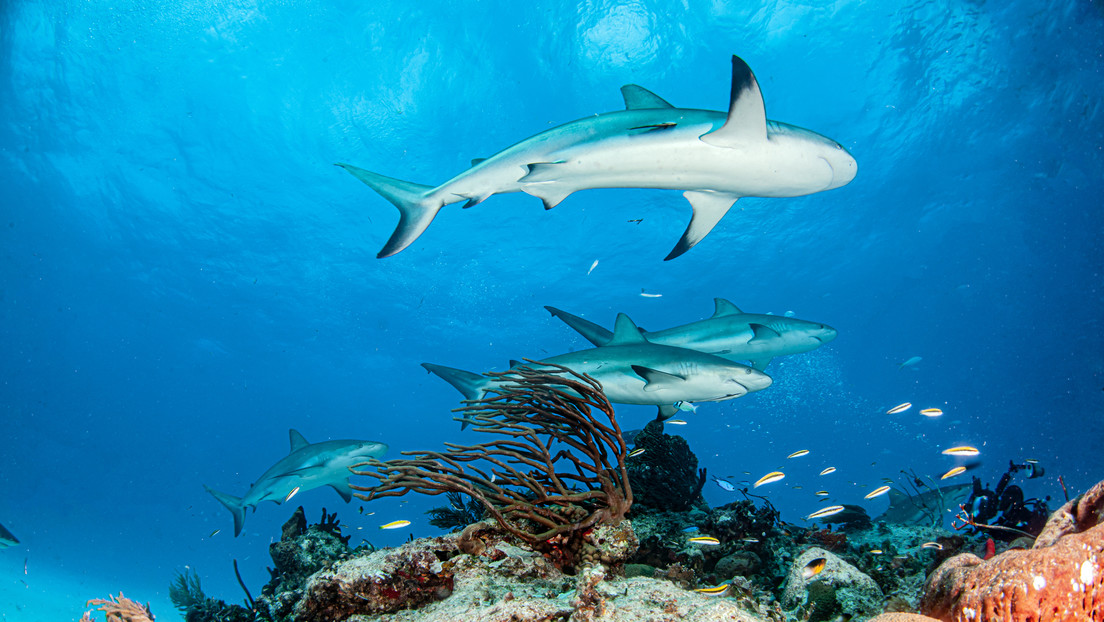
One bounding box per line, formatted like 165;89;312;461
744;368;753;375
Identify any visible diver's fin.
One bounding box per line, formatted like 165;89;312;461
620;85;674;110
701;55;767;148
748;323;782;343
335;163;441;258
665;191;739;260
289;429;309;453
330;481;353;503
657;404;678;420
632;366;686;392
204;485;246;537
544;306;614;346
712;298;744;317
606;313;648;346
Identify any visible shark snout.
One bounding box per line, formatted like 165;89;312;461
733;366;773;393
819;144;858;190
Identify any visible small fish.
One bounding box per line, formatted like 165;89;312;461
864;485;891;500
693;584;730;596
753;471;785;488
802;557;827;580
893;555;909;560
1025;458;1039;464
898;356;922;369
358;507;364;514
819;467;837;476
941;446;980;457
742;538;759;543
586;259;599;275
869;549;883;555
919;408;943;417
666;419;688;425
784;310;796;317
628;447;646;458
815;490;830;496
886;402;912;415
627;218;643;224
366;511;376;516
805;505;845;521
491;472;497;483
940;466;967;480
640;289;662;298
921;542;943;550
674;401;697;413
209;529;221;538
284;487;301;503
689;536;720;546
792;485;803;490
682;526;700;533
712;476;735;492
380;520;411;530
787;449;810;459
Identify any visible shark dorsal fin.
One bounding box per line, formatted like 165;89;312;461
701;55;767;148
620;85;674;110
712;298;744;317
748;323;782;343
509;359;523;368
289;429;309;453
605;313;647;346
470;158;487;167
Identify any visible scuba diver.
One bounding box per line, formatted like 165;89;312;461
965;459;1050;540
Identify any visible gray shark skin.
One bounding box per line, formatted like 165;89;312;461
875;483;973;525
423;313;772;428
338;55;857;260
546;298;837;371
0;522;17;548
205;429;388;536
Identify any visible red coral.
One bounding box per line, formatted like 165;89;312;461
808;528;848;551
919;478;1104;621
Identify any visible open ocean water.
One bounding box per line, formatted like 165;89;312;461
1;1;1102;620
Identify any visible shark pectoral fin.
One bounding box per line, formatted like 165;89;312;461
544;306;615;347
509;359;524;368
620;84;674;110
712;298;744;317
700;55;767;148
657;404;678;420
331;481;353;503
336;163;442;258
748;323;782;343
665;191;739;260
750;358;773;371
631;365;686;392
289;429;310;453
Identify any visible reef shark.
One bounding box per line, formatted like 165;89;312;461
0;522;17;548
875;483;973;526
423;313;772;427
338;54;857;260
205;430;388;536
546;298;836;370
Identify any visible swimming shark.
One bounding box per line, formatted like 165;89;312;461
337;55;857;260
875;483;973;526
423;313;772;427
546;298;837;370
205;430;388;536
0;522;17;548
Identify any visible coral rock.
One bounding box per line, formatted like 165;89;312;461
715;551;762;579
780;547;883;620
919;478;1104;621
868;615;943;622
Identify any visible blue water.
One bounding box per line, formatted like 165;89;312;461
2;1;1102;619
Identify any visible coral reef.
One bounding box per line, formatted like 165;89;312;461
351;364;632;566
919;478;1104;621
625;419;707;513
779;547;883;621
169;568;253;622
80;594;155;622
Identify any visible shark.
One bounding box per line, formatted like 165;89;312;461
545;298;837;371
0;522;17;549
423;313;772;426
875;483;973;526
205;429;388;536
337;54;857;260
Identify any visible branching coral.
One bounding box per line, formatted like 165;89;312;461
80;594;154;622
350;362;632;547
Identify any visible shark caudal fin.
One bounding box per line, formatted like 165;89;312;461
544;306;615;346
204;485;247;537
335;163;440;258
421;363;490;429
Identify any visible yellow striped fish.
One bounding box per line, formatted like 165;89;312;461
941;446;980;457
864;485;891;500
819;467;836;476
805;505;845;521
940;466;967;480
787;449;810;459
753;471;785;488
693;584;730;596
380;520;411;530
919;408;943;417
886;402;911;414
688;536;720;546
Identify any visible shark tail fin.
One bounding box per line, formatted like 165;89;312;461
204;485;246;537
335;163;441;258
421;363;489;429
544;306;615;346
